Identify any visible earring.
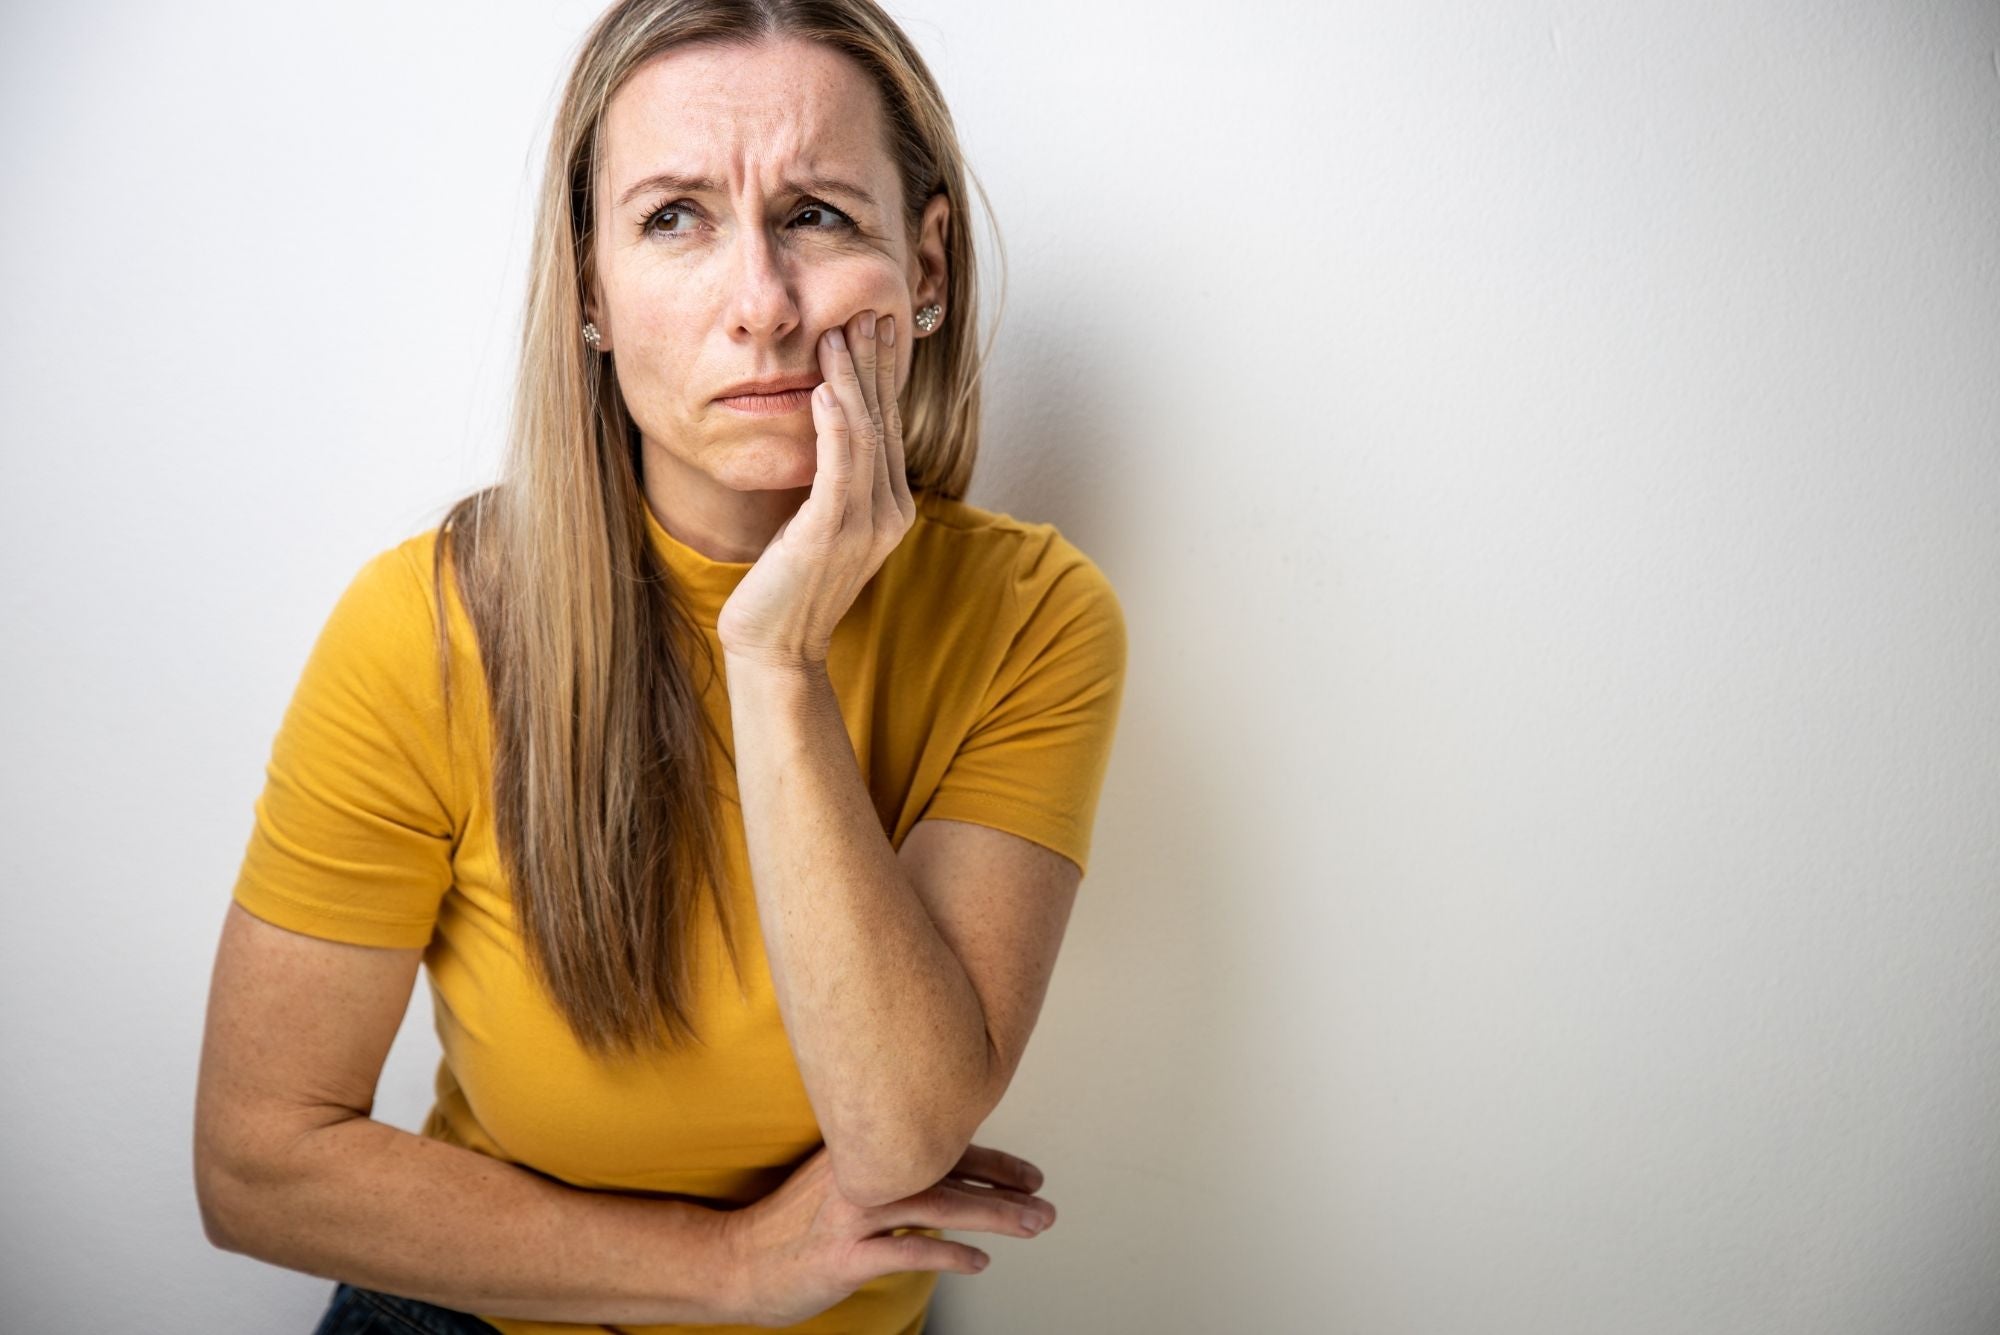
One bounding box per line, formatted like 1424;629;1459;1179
582;321;601;349
914;304;942;334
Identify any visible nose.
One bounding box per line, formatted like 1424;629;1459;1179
725;223;801;343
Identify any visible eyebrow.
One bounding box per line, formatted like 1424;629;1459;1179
614;170;878;211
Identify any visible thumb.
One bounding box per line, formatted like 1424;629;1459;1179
856;1231;991;1281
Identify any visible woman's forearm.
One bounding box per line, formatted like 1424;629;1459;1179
724;652;990;1207
200;1112;744;1325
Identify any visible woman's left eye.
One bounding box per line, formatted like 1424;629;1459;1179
791;202;855;231
640;199;855;238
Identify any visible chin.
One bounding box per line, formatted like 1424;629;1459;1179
710;437;819;488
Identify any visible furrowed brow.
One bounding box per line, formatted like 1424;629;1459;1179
615;170;877;211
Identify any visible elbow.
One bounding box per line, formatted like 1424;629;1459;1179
830;1142;943;1209
192;1124;281;1255
828;1120;974;1209
831;1172;903;1211
827;1038;1002;1207
829;1099;993;1208
194;1159;245;1253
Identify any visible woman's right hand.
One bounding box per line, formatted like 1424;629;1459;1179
721;1141;1058;1329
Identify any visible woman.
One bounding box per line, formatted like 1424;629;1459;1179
193;2;1127;1333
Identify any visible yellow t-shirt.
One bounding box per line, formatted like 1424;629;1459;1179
229;489;1127;1335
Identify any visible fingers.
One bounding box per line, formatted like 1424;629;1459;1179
862;1175;1057;1242
820;309;914;529
817;319;877;521
946;1143;1046;1194
867;312;897;519
850;310;882;425
843;308;898;522
816;325;864;435
938;1176;1060;1233
876;312;897;409
857;1230;991;1279
834;1147;1056;1292
877;313;913;521
808;359;851;495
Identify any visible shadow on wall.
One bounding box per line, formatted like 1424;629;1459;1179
927;298;1246;1329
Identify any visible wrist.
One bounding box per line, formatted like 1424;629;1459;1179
715;1202;768;1327
722;651;836;725
722;646;827;685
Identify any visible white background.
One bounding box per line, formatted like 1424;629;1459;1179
2;2;1996;1331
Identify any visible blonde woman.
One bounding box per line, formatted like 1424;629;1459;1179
193;2;1126;1333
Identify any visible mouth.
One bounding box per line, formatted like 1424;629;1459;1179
716;386;817;415
714;371;822;416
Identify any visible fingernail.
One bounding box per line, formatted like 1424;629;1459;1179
882;315;896;346
860;311;876;339
827;328;845;351
1021;1211;1044;1234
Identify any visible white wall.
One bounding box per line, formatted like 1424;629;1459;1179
2;1;1994;1331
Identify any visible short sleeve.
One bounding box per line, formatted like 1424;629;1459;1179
230;540;459;948
915;551;1128;877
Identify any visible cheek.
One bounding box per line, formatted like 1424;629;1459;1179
617;297;705;378
825;253;912;308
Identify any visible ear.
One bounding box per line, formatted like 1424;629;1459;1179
909;191;950;335
581;262;613;353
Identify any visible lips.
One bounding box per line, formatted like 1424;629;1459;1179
714;372;822;400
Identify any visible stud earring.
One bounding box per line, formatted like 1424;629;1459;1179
914;304;942;334
582;321;601;349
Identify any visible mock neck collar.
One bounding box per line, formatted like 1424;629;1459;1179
640;499;755;627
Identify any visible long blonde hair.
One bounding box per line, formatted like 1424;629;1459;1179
429;0;1002;1059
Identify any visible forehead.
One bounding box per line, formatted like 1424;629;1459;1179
602;38;893;198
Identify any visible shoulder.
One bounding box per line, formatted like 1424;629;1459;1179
330;527;450;637
302;525;462;703
905;492;1124;630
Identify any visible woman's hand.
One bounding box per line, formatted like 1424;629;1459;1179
715;308;916;669
720;1141;1058;1329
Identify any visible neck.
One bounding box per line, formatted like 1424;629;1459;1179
638;437;813;563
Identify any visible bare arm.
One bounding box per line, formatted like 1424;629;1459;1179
194;902;744;1325
725;655;991;1207
202;1112;739;1324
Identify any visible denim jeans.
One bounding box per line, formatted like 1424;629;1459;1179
310;1281;503;1334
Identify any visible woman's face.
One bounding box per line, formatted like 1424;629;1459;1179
586;37;950;500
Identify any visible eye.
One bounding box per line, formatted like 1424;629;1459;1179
793;199;856;232
641;204;694;237
637;198;857;239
